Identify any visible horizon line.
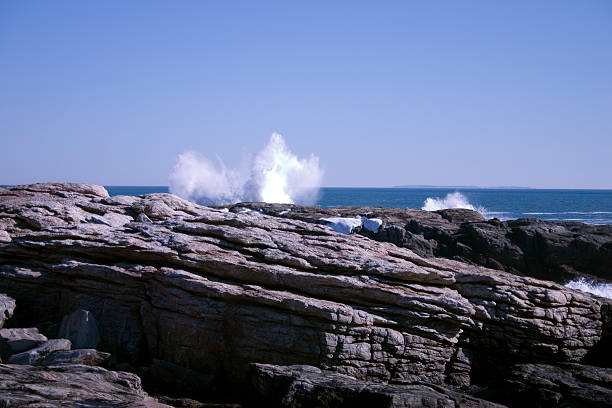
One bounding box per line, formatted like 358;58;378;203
3;184;612;191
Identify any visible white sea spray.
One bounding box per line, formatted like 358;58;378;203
421;192;489;217
169;133;323;205
565;278;612;299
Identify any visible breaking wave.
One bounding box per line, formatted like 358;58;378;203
169;133;323;205
421;192;488;215
565;278;612;299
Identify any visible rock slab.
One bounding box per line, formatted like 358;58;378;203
0;327;47;360
249;363;505;408
8;338;71;365
0;363;169;407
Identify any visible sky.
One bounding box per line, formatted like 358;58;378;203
1;1;611;188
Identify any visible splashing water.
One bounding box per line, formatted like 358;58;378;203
169;133;323;205
565;278;612;299
421;192;487;215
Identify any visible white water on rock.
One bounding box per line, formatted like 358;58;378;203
169;133;323;205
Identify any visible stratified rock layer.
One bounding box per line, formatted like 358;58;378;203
0;184;610;405
249;363;504;408
0;363;169;407
226;203;612;283
506;363;612;407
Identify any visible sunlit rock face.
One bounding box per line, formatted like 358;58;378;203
0;183;610;406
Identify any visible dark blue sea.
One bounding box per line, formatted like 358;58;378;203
104;186;612;225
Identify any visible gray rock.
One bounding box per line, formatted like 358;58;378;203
137;212;152;222
506;363;612;407
229;202;612;283
0;183;610;407
0;363;170;407
8;339;71;365
0;328;47;360
249;363;505;407
0;294;15;329
40;348;110;366
58;309;100;349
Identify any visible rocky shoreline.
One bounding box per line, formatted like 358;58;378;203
0;183;611;407
224;202;612;284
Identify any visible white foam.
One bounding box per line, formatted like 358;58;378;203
239;207;264;215
169;133;323;205
421;192;488;216
362;217;383;233
321;217;363;234
565;278;612;299
321;216;383;234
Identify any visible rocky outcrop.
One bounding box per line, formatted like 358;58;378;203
505;363;612;407
248;363;504;407
7;338;71;365
0;183;610;406
0;363;170;407
0;293;164;407
0;327;47;360
225;203;612;283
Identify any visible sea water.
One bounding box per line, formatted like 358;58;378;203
105;186;612;225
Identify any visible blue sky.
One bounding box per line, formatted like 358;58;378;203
1;1;611;188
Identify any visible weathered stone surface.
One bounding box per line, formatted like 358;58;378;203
248;363;505;407
0;183;610;405
58;308;101;349
0;363;170;407
0;327;47;360
8;338;71;365
228;203;612;283
0;294;15;329
40;348;111;366
505;363;612;407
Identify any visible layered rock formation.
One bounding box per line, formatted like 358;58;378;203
225;203;612;283
248;363;505;407
0;183;610;406
0;363;169;407
0;292;168;407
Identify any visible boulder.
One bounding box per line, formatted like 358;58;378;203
58;309;100;349
0;327;47;360
8;338;71;365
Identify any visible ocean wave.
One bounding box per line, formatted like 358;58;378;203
169;133;323;205
421;192;488;216
565;278;612;299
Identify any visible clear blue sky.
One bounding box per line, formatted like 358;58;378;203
1;1;611;188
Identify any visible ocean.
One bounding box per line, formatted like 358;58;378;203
105;186;612;225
